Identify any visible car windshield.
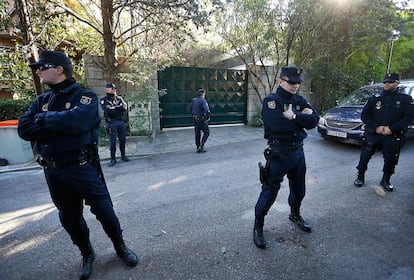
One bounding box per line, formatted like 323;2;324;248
339;86;382;106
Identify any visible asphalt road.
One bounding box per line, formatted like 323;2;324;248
1;130;413;280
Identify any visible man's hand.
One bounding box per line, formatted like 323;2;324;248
283;104;295;120
34;112;46;126
301;108;313;115
375;126;393;135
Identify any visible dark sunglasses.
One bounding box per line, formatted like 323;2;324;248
38;64;58;71
282;79;301;85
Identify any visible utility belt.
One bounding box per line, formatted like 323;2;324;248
106;117;125;123
36;150;89;169
268;138;303;151
193;115;207;121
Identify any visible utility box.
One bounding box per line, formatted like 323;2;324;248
0;120;34;165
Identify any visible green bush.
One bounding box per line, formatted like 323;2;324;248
250;111;263;127
0;99;33;121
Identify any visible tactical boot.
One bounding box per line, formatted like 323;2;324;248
109;159;117;166
114;240;138;267
380;173;394;192
353;171;365;187
289;208;312;232
253;218;266;249
197;144;206;153
121;155;130;162
78;242;95;280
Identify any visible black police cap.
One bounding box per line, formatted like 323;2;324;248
383;73;400;83
29;51;72;69
279;65;304;83
106;83;116;89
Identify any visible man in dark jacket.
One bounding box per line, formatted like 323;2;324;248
100;83;129;166
18;51;138;280
253;66;319;249
354;73;414;191
190;88;211;153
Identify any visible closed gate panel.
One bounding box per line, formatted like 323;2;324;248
158;66;248;128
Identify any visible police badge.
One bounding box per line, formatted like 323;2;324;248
375;101;381;109
80;96;92;105
267;101;276;109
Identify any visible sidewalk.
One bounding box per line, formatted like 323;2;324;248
0;124;263;174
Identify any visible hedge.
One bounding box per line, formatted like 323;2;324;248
0;99;33;121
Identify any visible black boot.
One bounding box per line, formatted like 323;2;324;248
289;208;312;232
121;155;130;162
253;218;266;249
114;240;138;267
78;242;95;280
109;152;116;167
380;173;394;192
354;171;365;187
197;144;206;153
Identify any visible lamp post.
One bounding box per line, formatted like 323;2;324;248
386;30;400;73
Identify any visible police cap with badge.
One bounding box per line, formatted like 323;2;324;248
29;50;73;76
280;65;304;84
106;83;117;90
383;73;400;83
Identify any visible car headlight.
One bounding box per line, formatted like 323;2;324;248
318;117;326;126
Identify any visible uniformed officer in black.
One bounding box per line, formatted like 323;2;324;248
253;66;319;249
18;51;138;279
100;83;129;166
190;88;211;153
354;73;414;191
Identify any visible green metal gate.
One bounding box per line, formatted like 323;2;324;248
158;66;248;128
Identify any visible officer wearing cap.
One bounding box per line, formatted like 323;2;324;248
18;50;138;279
190;88;211;153
253;65;319;249
100;83;129;166
354;73;414;192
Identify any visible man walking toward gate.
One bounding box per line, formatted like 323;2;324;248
190;88;211;153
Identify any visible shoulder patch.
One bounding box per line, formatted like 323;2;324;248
80;96;92;105
267;100;276;109
41;103;48;112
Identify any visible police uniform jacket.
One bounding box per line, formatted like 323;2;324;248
100;94;127;122
191;96;210;118
262;86;319;143
18;78;101;162
361;88;414;135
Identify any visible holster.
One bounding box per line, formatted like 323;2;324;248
258;161;268;184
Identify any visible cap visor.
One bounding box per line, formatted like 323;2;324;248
29;62;43;68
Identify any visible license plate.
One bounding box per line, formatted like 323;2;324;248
327;130;347;138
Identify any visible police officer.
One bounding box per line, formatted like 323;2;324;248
354;73;414;191
100;83;130;166
253;66;319;249
18;51;138;280
190;88;211;153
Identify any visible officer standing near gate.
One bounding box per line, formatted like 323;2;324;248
354;73;414;191
253;66;319;249
18;51;138;279
100;83;130;166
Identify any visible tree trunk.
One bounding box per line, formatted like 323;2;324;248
15;0;43;95
101;0;117;83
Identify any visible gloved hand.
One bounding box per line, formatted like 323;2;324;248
34;112;46;126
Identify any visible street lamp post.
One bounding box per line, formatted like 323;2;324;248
386;30;400;73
